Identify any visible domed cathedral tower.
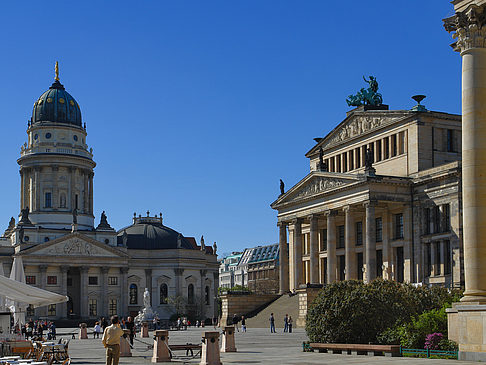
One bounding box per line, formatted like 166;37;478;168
18;62;95;230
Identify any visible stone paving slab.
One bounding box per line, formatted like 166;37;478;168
60;327;474;364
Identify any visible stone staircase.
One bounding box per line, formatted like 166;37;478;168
245;294;300;329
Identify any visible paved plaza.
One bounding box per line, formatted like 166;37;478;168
60;327;473;364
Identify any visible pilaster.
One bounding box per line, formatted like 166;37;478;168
79;266;89;318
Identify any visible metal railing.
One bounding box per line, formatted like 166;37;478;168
399;346;458;359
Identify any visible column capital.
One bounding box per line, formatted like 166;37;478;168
307;214;320;222
277;221;288;228
120;267;129;274
342;205;353;213
145;268;152;276
60;265;70;273
444;4;486;53
200;269;207;277
363;199;378;209
290;218;303;226
324;209;338;217
39;264;48;272
101;267;110;274
80;266;90;273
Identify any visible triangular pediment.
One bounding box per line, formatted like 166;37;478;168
271;172;362;208
307;111;411;156
20;233;128;258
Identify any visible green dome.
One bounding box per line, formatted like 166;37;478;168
32;80;82;127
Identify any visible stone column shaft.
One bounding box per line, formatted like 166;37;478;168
382;210;390;280
200;269;207;317
34;168;40;211
60;266;69;319
80;266;89;318
89;174;94;215
120;267;128;317
38;265;48;317
83;171;89;214
326;212;337;283
344;207;355;280
308;215;319;283
292;219;303;289
101;267;109;317
145;268;152;306
365;201;377;283
278;222;289;293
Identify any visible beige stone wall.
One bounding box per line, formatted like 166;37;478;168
220;293;279;327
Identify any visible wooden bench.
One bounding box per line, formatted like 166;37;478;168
309;343;400;357
169;343;201;357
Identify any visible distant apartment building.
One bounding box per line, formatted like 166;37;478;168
219;252;244;288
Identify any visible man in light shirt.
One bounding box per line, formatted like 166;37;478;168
102;315;125;365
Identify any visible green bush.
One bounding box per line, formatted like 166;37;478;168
305;280;458;344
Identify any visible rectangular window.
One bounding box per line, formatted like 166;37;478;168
445;240;452;275
443;204;451;232
391;134;397;157
435;242;441;276
330;156;335;172
356;221;363;246
89;299;97;317
108;276;118;285
342;152;347;172
376;140;382;162
45;192;52;208
337;225;345;249
88;276;98;285
398;131;405;155
339;255;345;281
376;250;383;278
349;150;354;170
426;243;432;277
109;299;117;316
320;229;327;251
47;276;57;285
395;213;404;239
434;206;441;233
355;147;361;168
357;252;364;280
26;276;36;285
48;304;56;316
447;129;454;152
396;247;404;283
384;137;390;159
336;155;341;173
75;194;79;210
375;217;383;242
26;305;35;317
425;208;431;235
322;258;327;284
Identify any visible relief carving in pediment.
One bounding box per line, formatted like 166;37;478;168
34;237;116;257
289;177;350;202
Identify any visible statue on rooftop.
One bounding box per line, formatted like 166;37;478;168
280;179;285;195
72;208;78;225
19;207;31;225
346;76;383;107
365;147;373;168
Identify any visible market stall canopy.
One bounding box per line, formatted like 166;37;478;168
0;273;68;307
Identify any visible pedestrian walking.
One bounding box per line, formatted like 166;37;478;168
284;314;289;333
126;316;135;346
232;313;239;332
241;315;246;332
93;322;101;339
288;316;293;333
102;315;125;365
269;313;276;333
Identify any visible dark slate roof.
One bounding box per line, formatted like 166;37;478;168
32;80;82;127
117;221;195;250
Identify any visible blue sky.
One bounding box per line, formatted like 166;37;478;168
0;1;461;256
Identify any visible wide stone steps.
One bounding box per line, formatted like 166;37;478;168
245;294;299;329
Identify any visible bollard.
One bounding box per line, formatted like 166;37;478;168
141;321;149;338
200;331;222;365
151;330;171;362
220;326;236;352
79;326;88;339
120;329;132;357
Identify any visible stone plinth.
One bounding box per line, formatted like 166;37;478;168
152;330;171;363
79;326;88;339
447;303;486;361
220;326;237;352
296;286;323;328
200;331;222;365
220;292;279;327
120;329;132;357
141;321;149;338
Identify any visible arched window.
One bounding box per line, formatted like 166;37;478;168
129;284;138;305
188;284;194;304
160;283;168;304
205;286;210;305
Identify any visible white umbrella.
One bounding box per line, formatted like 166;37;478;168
8;256;27;327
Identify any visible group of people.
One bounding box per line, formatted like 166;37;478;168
93;316;135;346
231;314;247;332
21;319;56;340
269;313;293;333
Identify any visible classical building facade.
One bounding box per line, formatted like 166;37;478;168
0;69;219;321
271;101;464;293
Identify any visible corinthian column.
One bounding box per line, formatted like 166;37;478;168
445;4;486;302
343;206;355;280
364;201;377;283
291;219;303;289
326;210;337;283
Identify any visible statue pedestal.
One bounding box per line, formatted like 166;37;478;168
200;331;222;365
448;302;486;361
220;326;236;352
141;321;149;338
120;329;132;357
79;327;88;339
151;330;171;362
